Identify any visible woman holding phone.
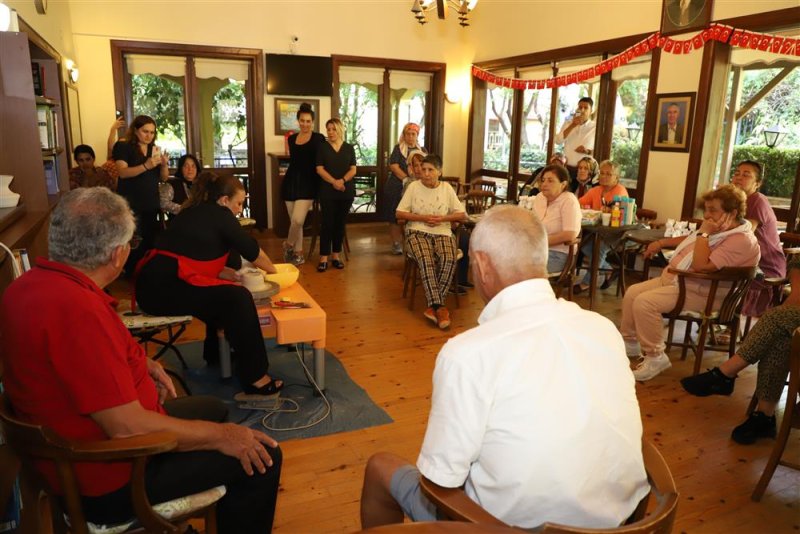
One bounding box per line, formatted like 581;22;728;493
113;115;169;273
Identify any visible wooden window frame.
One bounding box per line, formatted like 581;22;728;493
109;40;267;226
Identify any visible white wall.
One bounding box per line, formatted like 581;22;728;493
8;0;800;225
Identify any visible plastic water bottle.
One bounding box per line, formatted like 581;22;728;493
611;203;621;227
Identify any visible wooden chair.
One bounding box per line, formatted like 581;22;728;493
0;394;223;534
748;327;800;502
470;179;497;194
419;439;678;533
662;266;756;376
402;228;463;311
548;237;580;301
465;190;496;215
614;208;661;296
440;176;463;196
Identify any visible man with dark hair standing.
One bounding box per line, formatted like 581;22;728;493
554;96;595;179
0;187;282;533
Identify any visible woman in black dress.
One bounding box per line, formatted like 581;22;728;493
281;103;324;265
113;115;169;274
135;172;283;399
315;118;357;272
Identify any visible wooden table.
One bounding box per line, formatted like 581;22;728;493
580;223;642;310
220;282;327;391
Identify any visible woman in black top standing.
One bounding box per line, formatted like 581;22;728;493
315;118;356;272
113;115;169;274
135;171;283;398
282;103;324;266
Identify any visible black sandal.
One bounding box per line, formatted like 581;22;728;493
331;259;345;269
317;262;328;272
234;379;284;401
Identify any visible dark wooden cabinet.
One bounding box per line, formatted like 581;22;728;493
268;152;291;237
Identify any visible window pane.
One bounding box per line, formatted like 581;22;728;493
390;88;427;149
483;85;514;171
554;81;599;146
209;79;248;168
518;88;552;174
717;66;800;213
339;82;379;166
611;78;649;190
131;73;186;163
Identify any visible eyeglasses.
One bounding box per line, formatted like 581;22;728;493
129;235;143;250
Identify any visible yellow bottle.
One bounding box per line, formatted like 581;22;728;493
610;203;621;227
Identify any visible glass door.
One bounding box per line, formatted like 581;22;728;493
336;60;441;222
123;52;257;218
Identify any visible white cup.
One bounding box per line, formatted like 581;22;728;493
601;213;611;226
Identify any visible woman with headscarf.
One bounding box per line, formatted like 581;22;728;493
383;123;426;255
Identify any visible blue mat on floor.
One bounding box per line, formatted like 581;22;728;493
159;341;393;442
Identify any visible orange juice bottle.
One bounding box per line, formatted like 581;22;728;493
610;203;621;227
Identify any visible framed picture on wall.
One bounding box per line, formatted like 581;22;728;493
651;92;695;152
660;0;714;37
274;98;320;135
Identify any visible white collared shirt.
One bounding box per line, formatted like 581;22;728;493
417;279;650;529
554;119;595;166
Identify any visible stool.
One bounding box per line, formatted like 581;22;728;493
402;249;462;311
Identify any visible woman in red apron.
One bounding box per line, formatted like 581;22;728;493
135;172;283;399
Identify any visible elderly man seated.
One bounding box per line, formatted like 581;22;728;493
0;188;282;533
622;184;761;381
360;205;649;530
396;154;467;329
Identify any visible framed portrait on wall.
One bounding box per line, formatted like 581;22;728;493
660;0;713;37
274;98;320;135
651;92;695;152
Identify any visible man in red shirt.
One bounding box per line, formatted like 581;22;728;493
0;187;282;532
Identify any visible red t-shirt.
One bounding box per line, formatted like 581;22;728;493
0;259;164;496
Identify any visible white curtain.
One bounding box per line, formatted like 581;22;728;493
517;64;553;81
612;53;652;82
339;66;384;86
125;54;186;77
389;70;432;92
195;58;249;81
556;56;602;81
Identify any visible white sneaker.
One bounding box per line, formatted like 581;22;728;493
632;353;672;381
624;338;642;358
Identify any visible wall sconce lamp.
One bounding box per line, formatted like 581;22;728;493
445;91;461;104
763;126;785;149
66;59;79;84
626;123;641;142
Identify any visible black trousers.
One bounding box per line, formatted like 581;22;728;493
125;209;160;275
81;396;282;533
319;195;353;256
136;256;269;385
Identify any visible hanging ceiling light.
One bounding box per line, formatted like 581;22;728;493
411;0;478;27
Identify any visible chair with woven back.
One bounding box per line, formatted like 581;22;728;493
418;439;678;533
0;393;223;534
662;266;756;376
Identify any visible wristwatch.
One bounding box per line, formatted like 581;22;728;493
698;232;710;238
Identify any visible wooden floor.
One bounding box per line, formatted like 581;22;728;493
117;222;799;533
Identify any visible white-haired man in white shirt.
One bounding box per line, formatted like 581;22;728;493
359;204;650;530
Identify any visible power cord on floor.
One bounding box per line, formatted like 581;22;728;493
238;344;331;432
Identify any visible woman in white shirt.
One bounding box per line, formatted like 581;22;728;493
532;164;582;273
396;155;466;330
